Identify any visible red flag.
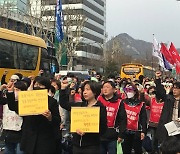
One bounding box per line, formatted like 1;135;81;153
169;42;180;74
160;43;174;65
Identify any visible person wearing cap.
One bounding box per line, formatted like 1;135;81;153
9;75;20;83
155;71;180;144
0;81;27;154
1;72;21;85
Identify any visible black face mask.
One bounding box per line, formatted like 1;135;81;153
33;87;45;90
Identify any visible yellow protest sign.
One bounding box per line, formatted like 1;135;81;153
18;90;48;116
71;107;100;133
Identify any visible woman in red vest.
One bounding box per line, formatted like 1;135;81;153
98;81;127;154
122;82;147;154
144;86;164;153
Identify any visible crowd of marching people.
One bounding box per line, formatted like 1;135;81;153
0;70;179;154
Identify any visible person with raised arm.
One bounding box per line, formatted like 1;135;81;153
59;79;107;154
155;71;180;144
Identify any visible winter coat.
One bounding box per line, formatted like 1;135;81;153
155;79;180;143
6;92;61;154
59;89;107;147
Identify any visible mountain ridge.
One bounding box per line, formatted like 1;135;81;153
106;33;180;60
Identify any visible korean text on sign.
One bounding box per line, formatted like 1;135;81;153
18;89;48;116
71;107;100;133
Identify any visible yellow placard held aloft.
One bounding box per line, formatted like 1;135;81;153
18;89;48;116
71;107;100;133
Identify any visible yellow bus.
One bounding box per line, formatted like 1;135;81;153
120;63;154;79
0;28;59;83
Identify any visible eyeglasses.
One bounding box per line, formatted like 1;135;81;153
123;87;135;92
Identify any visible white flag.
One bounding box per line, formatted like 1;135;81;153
152;35;165;69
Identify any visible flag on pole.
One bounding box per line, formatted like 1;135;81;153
169;42;180;74
152;35;165;69
162;54;172;71
56;0;64;42
160;43;174;65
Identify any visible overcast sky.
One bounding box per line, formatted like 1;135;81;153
106;0;180;48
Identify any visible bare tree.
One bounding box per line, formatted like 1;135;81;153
0;0;17;28
0;1;87;70
61;6;87;70
26;0;55;45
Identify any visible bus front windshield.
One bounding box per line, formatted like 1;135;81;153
123;67;141;75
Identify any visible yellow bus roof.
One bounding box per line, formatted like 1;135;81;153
0;28;47;48
122;63;143;67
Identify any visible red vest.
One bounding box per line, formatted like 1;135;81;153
149;97;164;123
124;102;144;131
98;95;121;128
74;93;82;102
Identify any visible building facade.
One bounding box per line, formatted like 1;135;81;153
40;0;106;71
1;0;106;71
0;0;28;14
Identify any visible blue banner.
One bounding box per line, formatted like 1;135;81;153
56;0;64;42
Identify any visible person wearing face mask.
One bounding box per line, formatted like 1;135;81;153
6;76;61;154
59;80;107;154
0;81;27;154
144;83;151;94
141;86;164;153
164;82;173;95
122;83;147;154
98;81;127;154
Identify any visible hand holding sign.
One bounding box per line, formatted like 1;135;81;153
76;129;85;136
42;110;52;121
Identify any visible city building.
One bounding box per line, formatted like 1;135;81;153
62;0;106;71
0;0;106;71
0;0;28;14
38;0;106;71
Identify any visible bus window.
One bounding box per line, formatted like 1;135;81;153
17;43;39;70
40;49;51;76
40;60;51;76
41;48;59;74
0;39;17;69
123;67;141;75
0;28;59;82
50;57;59;73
